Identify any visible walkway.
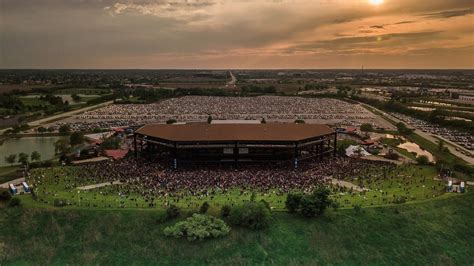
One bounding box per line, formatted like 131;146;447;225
77;180;122;190
0;177;25;189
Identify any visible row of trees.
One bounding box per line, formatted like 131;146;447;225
4;151;41;166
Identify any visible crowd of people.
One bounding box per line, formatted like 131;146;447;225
30;157;395;205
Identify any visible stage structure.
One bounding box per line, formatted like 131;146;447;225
134;123;337;169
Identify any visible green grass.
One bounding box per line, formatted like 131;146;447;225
18;97;50;107
27;164;446;211
0;191;472;264
0;165;20;184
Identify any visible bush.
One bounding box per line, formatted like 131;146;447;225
166;204;180;220
53;198;68;207
228;201;272;230
289;187;331;218
199;201;210;214
163;214;230;241
8;197;21;207
221;205;231;218
416;155;430;165
0;189;12;202
285;193;303;213
393;196;407;204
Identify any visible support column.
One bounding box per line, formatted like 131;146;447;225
333;132;338;157
134;134;138;158
294;142;299;169
319;140;324;161
234;142;238;164
172;142;177;169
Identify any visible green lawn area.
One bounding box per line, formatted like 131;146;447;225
24;163;446;213
18;97;50;107
0;190;472;264
0;165;21;184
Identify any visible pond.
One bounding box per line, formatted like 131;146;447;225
397;142;435;162
0;136;67;167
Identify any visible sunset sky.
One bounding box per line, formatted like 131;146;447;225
1;0;473;69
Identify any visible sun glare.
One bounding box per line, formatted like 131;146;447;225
369;0;384;5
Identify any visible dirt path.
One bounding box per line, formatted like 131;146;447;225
77;180;121;190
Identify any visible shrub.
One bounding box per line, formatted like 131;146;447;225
199;201;210;214
166;204;180;220
8;197;21;207
416;155;430;165
393;196;407;204
285;193;302;213
0;188;12;202
53;198;68;207
354;204;362;214
297;187;332;218
221;205;231;218
163;214;230;241
229;201;271;230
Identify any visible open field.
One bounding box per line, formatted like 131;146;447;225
0;190;471;264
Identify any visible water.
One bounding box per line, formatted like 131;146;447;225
0;136;67;166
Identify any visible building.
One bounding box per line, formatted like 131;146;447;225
134;123;337;168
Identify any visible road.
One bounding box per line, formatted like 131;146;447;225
226;71;237;87
362;104;474;165
0;101;114;135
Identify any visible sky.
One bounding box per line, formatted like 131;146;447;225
0;0;473;69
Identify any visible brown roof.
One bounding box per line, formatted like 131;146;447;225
136;123;334;142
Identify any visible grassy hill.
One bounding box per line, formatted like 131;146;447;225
1;193;473;265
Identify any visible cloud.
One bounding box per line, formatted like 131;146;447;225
421;8;474;19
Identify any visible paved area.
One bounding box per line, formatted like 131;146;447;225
0;177;25;188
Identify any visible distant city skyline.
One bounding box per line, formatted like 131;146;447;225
1;0;473;69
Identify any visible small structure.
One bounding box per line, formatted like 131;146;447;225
9;184;17;195
447;179;466;193
345;145;371;157
22;182;30;193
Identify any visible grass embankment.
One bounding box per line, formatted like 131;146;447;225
0;192;472;264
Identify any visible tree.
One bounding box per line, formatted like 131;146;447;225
31;151;41;162
221;205;231;218
166;204;180;220
396;122;413;135
54;139;70;155
261;118;266;124
228;201;272;230
71;93;81;101
360;123;374;132
4;154;16;166
207;115;213;124
58;124;71;135
18;153;29;165
0;188;12;202
285;193;303;213
299;187;331;218
438;139;445;151
416;155;430;165
70;131;85;146
37;127;47;134
295;119;305;124
199;201;210;214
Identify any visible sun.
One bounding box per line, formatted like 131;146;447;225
369;0;384;5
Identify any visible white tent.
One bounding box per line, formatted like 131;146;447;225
345;145;371;157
